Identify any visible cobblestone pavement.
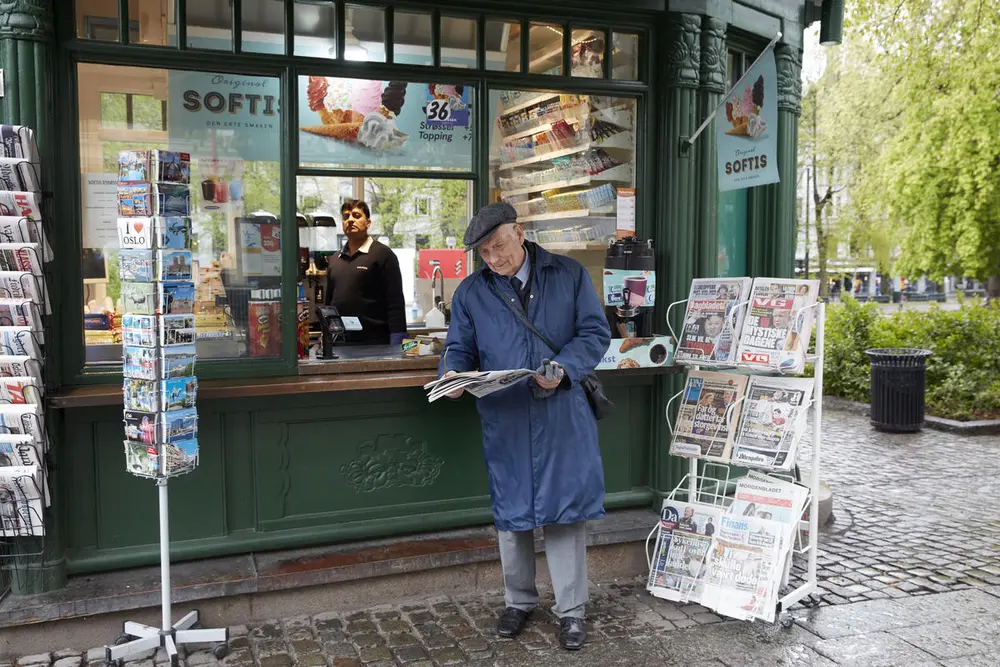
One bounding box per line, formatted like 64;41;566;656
12;410;1000;666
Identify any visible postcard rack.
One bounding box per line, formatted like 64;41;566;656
0;125;54;597
648;293;825;628
105;149;228;666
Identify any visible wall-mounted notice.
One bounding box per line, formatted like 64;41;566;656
616;187;636;239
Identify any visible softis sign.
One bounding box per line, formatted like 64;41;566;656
168;72;281;162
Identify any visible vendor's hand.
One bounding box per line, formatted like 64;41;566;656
534;361;564;390
444;370;465;399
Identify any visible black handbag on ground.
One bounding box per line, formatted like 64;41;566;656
488;278;614;421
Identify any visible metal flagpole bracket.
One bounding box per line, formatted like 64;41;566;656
685;31;783;149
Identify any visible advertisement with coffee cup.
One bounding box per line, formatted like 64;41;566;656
603;269;655;308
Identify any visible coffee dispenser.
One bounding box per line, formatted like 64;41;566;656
603;236;655;338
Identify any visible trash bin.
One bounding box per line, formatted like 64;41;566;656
865;348;933;433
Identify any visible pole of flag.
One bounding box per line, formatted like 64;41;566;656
683;31;783;150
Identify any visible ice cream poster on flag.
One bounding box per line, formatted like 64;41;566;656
298;78;473;171
717;46;779;192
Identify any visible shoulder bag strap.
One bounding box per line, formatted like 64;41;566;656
486;274;561;355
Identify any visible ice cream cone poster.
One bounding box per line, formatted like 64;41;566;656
299;77;473;171
716;47;779;192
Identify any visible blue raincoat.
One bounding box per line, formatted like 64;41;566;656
437;242;611;532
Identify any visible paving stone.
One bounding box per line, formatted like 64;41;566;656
345;621;377;635
250;623;283;640
323;644;357;660
86;649;106;663
295;655;327;667
219;649;253;667
349;634;385;649
257;656;292;667
427;647;466;666
184;652;217;667
386;633;418;648
811;632;940;666
17;655;51;667
357;646;392;664
377;619;411;634
330;660;362;667
391;646;428;664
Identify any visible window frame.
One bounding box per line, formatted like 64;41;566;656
58;0;653;386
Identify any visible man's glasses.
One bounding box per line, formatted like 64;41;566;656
342;210;366;220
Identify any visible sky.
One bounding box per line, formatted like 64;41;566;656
801;24;827;86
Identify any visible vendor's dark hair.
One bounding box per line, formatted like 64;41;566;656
341;199;371;219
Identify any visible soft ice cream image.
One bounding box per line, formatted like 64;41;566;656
357;112;408;151
301;77;410;151
724;75;766;139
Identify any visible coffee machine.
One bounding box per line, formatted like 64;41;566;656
603;236;655;338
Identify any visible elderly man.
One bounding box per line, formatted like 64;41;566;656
437;202;611;650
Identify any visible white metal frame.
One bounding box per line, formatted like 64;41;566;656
104;480;229;665
650;300;825;627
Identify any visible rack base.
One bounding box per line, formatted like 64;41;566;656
105;611;228;667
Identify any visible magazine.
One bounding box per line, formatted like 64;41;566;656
161;407;197;443
161;376;197;411
675;278;753;365
119;249;155;282
0;272;48;314
701;513;790;623
0;243;43;275
0;327;41;359
158;250;193;281
163;438;198;477
160;315;196;347
670;371;748;461
423;368;537;402
124;409;160;445
0;216;51;261
646;500;723;604
736;278;820;374
124;378;160;413
156;217;192;249
0;159;40;192
123;345;159;380
0;125;40;162
124;441;161;478
0;191;40;219
118;217;154;249
0;465;45;536
160;282;195;315
732;376;815;469
0;355;39;379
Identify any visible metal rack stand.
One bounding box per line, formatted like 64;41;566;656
654;299;826;627
104;480;229;666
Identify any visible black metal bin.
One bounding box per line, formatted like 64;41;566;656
865;348;933;433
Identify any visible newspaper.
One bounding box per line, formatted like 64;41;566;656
0;465;45;536
732;376;814;470
736;278;820;374
670;371;748;461
0;405;45;447
646;500;723;604
423;369;537;402
701;513;790;623
730;470;810;590
0;272;49;315
675;278;752;365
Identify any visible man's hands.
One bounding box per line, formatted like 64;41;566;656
443;370;464;399
534;360;564;391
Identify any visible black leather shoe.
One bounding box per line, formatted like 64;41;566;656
497;607;532;638
559;617;586;650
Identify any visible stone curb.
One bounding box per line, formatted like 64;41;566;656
823;396;1000;435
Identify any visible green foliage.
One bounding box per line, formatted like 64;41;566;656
824;298;1000;419
846;0;1000;283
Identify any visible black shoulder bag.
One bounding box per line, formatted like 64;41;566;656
487;277;614;421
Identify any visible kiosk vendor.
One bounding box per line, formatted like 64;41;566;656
325;199;407;346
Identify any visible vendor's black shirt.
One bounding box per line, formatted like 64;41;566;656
325;238;407;344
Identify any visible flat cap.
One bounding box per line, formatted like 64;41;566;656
463;202;518;248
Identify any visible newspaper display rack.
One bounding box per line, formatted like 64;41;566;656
646;278;825;628
105;150;229;666
0;125;52;595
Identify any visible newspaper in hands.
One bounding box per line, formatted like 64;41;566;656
424;368;537;402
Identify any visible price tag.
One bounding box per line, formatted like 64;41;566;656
426;99;452;123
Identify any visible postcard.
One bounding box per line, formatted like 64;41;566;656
161;345;196;379
160;281;194;315
118;184;153;217
124;441;161;478
156;217;191;249
118;150;150;183
123;409;160;444
160;315;196;347
163;438;198;476
119;249;155;282
123;345;158;380
124;378;160;413
121;282;156;315
161;376;197;411
158;249;193;281
156;184;191;217
117;217;154;249
154;151;191;185
160;407;197;443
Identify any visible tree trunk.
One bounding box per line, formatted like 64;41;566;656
816;206;828;297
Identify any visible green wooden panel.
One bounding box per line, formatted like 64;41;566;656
59;378;656;573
